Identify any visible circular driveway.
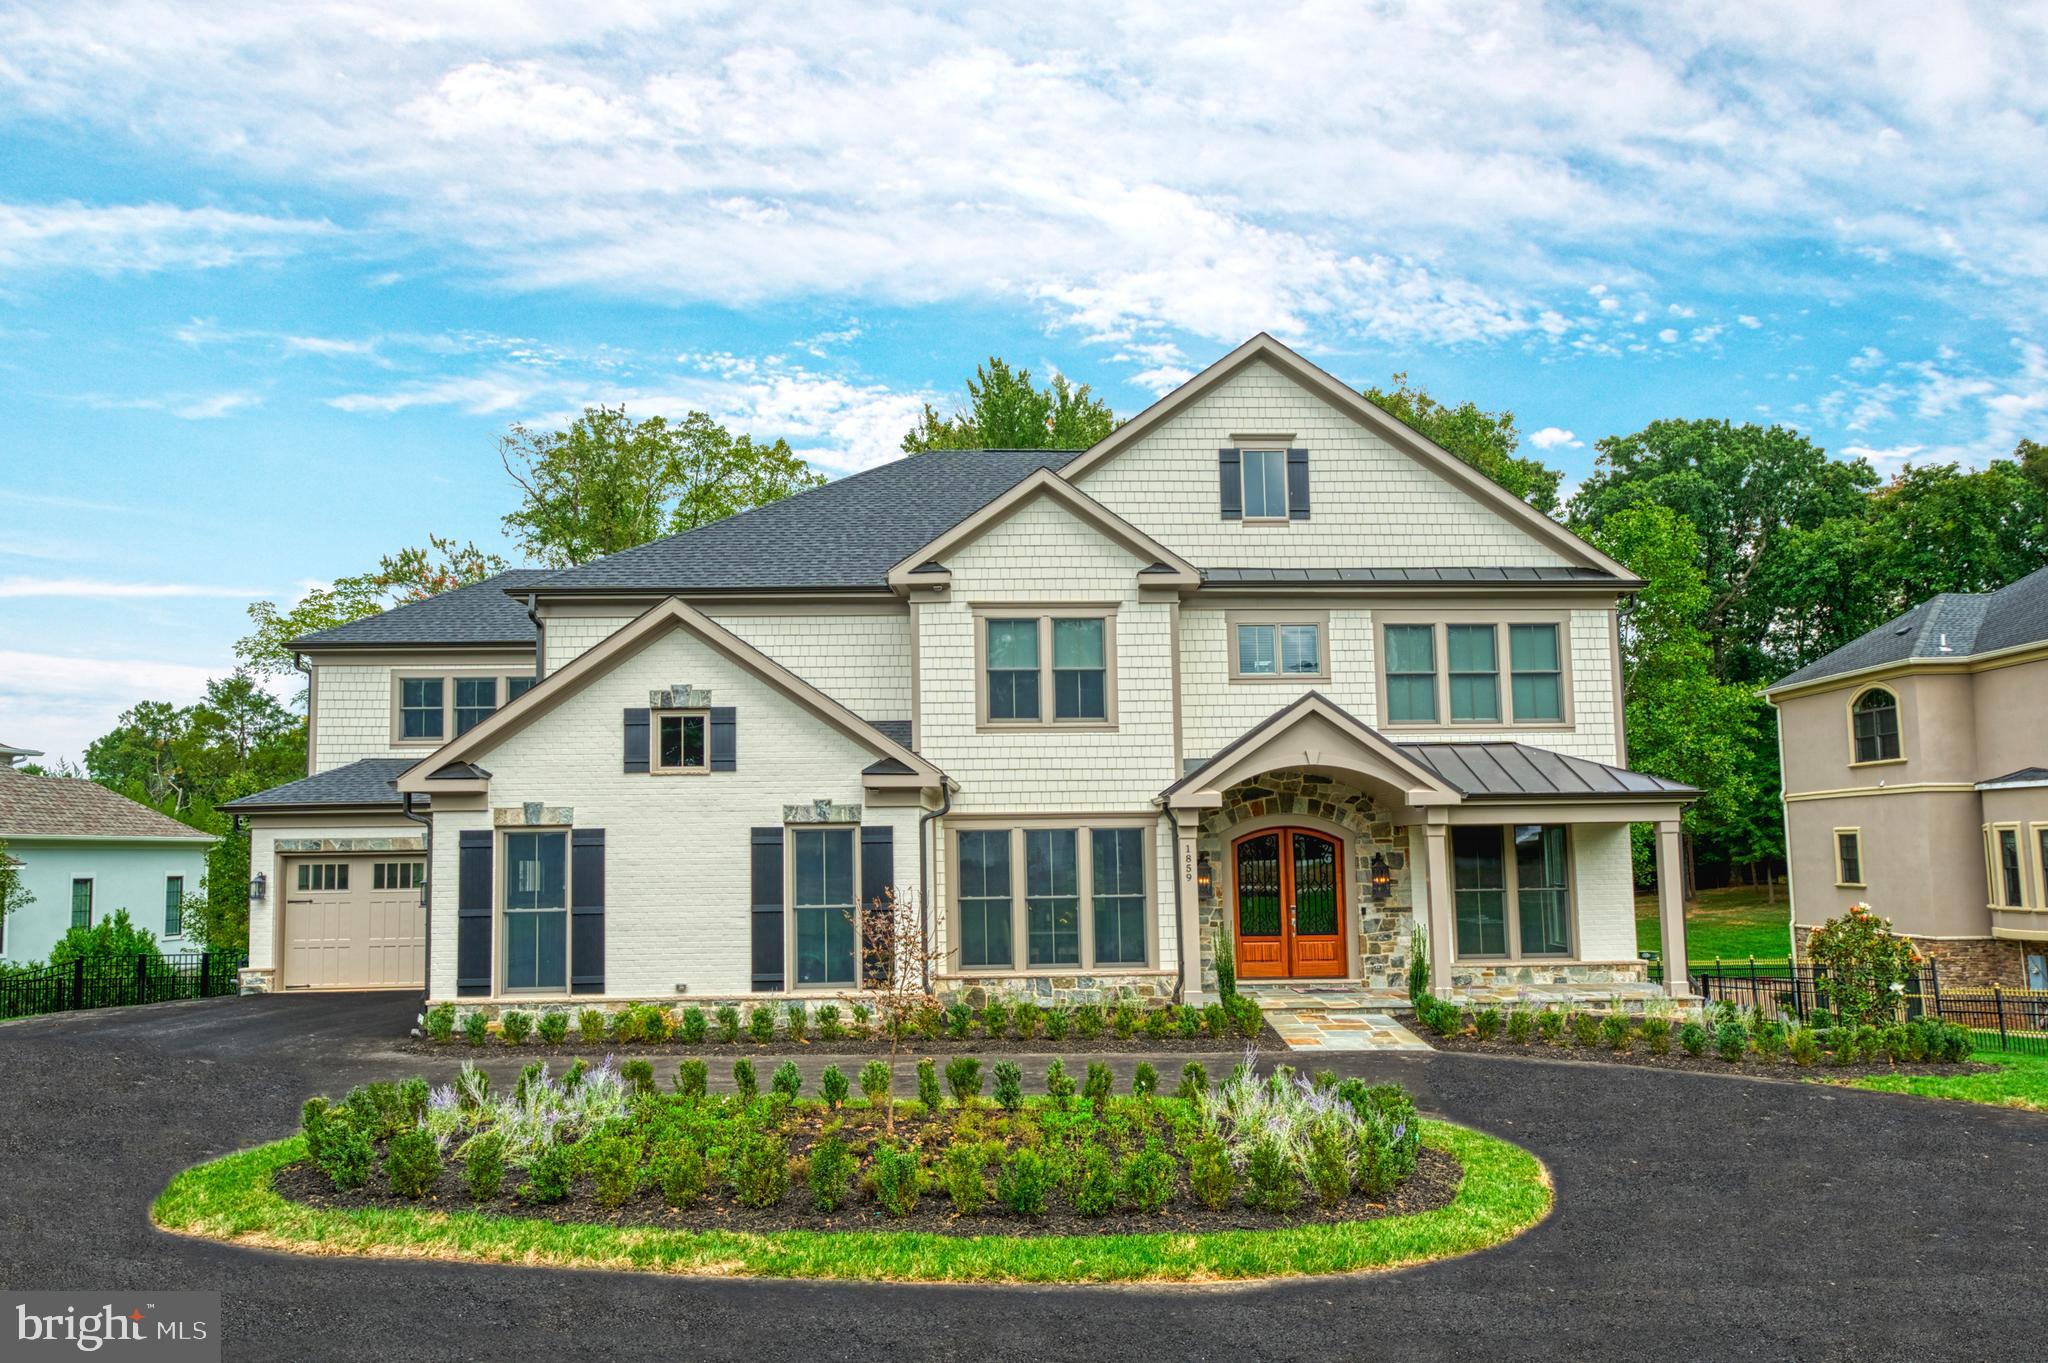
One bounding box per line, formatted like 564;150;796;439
2;993;2042;1362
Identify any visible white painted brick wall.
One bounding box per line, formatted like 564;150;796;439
1073;357;1573;570
426;623;924;1000
1570;823;1637;962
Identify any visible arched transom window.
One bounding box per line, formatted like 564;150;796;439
1852;688;1901;764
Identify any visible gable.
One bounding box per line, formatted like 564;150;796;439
886;470;1197;592
1068;341;1622;576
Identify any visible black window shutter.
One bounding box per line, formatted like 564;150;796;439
570;828;605;995
709;706;736;771
623;707;650;773
859;825;894;987
456;829;492;997
1218;448;1242;520
1287;448;1310;520
750;827;784;992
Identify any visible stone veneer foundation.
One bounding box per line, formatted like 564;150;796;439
1196;771;1414;992
1794;924;2034;990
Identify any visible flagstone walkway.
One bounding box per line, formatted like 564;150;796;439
1238;982;1433;1052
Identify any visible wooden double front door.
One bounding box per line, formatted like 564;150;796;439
1232;828;1345;978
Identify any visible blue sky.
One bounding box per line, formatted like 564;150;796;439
3;2;2045;765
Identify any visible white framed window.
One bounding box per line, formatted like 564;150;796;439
1240;448;1289;520
1229;611;1329;682
653;710;710;773
1833;828;1863;887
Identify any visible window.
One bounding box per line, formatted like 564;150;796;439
980;611;1115;727
295;862;349;891
1509;624;1564;722
1091;828;1147;965
1446;624;1500;722
164;875;184;938
1025;828;1081;966
654;710;709;773
454;676;498;735
1241;448;1288;519
372;861;424;891
1997;826;2025;908
506;675;537;701
792;827;857;986
399;677;444;740
1453;825;1573;960
503;831;567;991
70;878;92;930
956;830;1013;968
986;619;1040;721
1835;830;1863;887
1384;624;1438;723
1851;689;1901;763
2038;826;2048;909
1232;616;1326;680
1052;617;1106;720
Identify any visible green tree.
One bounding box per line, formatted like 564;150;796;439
501;406;822;567
902;359;1119;453
1363;373;1562;513
84;673;303;816
237;536;506;679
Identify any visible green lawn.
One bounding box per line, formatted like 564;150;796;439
1635;883;1793;968
1838;1048;2048;1113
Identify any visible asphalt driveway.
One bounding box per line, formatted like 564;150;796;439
2;992;2043;1362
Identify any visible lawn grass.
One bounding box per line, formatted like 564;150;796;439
1836;1048;2048;1113
1635;883;1793;967
152;1120;1550;1285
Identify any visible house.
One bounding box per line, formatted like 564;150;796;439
1766;565;2048;990
222;333;1695;1007
0;747;213;962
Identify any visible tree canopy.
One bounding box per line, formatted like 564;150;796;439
902;359;1119;453
1363;373;1562;514
501;406;823;567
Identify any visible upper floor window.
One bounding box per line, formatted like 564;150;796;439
1446;624;1500;722
392;671;535;745
1378;618;1570;728
1241;448;1289;520
1218;446;1308;521
399;678;444;740
1989;824;2025;908
1834;829;1863;887
979;610;1115;728
454;677;498;735
1384;624;1437;722
1508;624;1564;722
1851;688;1901;764
655;710;709;773
1228;613;1327;679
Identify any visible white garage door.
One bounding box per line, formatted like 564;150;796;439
282;856;427;990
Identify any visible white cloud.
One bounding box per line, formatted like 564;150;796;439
0;649;227;769
1738;314;1763;328
0;576;268;599
1529;427;1582;450
71;389;264;420
1657;328;1680;343
0;200;328;276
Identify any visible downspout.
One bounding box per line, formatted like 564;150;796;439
1169;811;1185;1006
526;593;546;680
917;783;952;994
401;791;432;1011
294;652;313;775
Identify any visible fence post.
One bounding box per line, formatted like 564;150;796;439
199;951;212;999
71;956;85;1011
1995;985;2009;1051
1928;959;1941;1021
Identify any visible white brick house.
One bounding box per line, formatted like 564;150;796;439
225;334;1694;1006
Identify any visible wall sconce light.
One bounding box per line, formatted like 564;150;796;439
248;872;267;903
1369;853;1392;903
1196;852;1215;904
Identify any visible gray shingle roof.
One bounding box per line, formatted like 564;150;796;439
220;759;421;811
1400;742;1695;799
290;570;553;650
1771;564;2048;689
0;768;216;839
524;450;1080;593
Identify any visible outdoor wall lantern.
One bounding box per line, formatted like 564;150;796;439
1196;852;1214;904
1369;853;1392;902
249;872;267;903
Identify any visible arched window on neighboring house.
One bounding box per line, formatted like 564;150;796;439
1851;688;1901;764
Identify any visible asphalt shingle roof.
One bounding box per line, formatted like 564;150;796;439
525;450;1081;593
1771;564;2048;689
219;759;420;812
0;768;215;840
290;570;553;650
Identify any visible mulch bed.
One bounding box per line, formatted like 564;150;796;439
271;1145;1460;1239
397;1024;1281;1058
1414;1028;1994;1081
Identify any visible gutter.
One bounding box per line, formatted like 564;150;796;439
916;783;952;993
401;791;433;1009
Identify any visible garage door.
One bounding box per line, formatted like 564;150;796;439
282;857;427;989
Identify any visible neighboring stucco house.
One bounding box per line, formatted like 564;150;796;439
1766;565;2048;989
0;748;213;963
223;334;1694;1007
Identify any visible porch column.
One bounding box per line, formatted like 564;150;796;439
1656;818;1691;998
1424;819;1455;1001
1173;809;1205;1004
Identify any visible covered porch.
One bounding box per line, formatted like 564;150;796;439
1161;693;1695;1007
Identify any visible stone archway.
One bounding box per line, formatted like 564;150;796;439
1196;770;1414;991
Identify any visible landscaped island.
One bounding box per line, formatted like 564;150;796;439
154;1056;1551;1283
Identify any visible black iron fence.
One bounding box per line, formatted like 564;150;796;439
1688;960;2048;1056
0;951;245;1021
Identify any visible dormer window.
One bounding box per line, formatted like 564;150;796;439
1851;688;1901;764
